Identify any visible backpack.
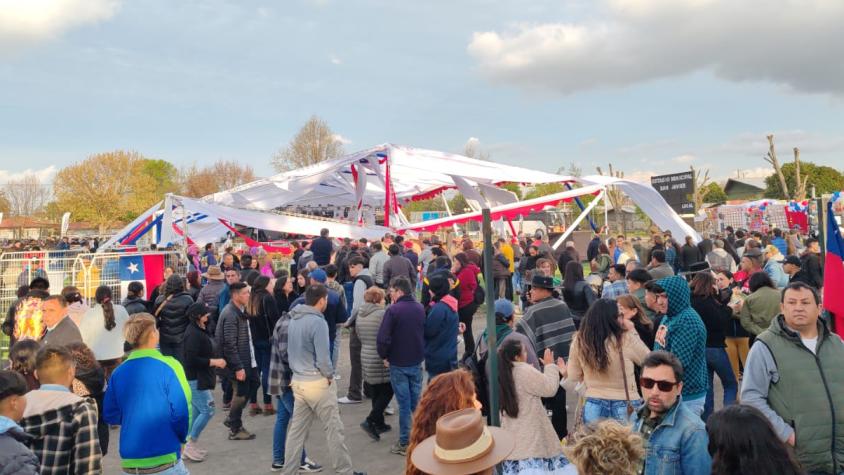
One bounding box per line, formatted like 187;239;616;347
472;274;485;305
460;328;512;419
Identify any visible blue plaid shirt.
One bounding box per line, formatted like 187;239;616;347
602;280;629;300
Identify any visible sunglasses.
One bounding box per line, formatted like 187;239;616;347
640;377;678;392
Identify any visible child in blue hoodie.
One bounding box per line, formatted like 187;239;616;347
423;274;460;379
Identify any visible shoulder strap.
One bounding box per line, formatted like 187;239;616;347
618;336;634;416
154;294;174;318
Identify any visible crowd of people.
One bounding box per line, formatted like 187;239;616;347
0;223;841;475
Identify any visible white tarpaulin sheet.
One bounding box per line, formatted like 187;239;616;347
579;175;702;243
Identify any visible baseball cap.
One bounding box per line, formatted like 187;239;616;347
781;255;801;266
309;268;327;283
493;299;515;320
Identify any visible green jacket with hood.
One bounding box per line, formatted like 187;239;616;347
654;276;708;401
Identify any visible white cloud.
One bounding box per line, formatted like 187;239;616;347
672;154;696;163
329;54;342;65
467;0;844;95
332;134;351;145
0;0;119;53
0;165;57;184
624;169;657;184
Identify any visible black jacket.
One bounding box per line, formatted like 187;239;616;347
801;252;824;289
122;296;150;315
562;281;596;317
691;294;731;348
586;237;601;262
248;291;280;343
154;292;195;345
216;303;252;372
184;321;217;390
680;244;702;271
73;364;109;455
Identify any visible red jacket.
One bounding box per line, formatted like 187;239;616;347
456;264;480;309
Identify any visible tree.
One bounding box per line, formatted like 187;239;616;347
2;174;50;216
53;150;161;234
764;161;844;199
523;183;565;200
0;191;10;215
181;160;256;198
763;134;810;200
462;139;490;161
141;159;180;195
701;182;727;204
272;115;345;172
690;166;711;212
402;197;447;214
596;163;626;232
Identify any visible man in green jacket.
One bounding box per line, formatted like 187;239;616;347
741;282;844;475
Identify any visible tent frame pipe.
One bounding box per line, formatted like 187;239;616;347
553;188;606;250
564;183;599;233
482;208;500;426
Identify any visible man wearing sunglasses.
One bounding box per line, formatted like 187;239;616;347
632;351;711;475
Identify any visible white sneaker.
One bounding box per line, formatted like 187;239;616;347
385;404;395;415
334;374;342;380
338;396;362;404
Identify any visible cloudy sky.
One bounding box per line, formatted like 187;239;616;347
1;0;843;186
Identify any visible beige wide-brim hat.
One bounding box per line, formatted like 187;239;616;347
410;409;514;475
203;265;225;280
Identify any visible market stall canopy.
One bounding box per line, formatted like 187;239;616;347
206;144;576;210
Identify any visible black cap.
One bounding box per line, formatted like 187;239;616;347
531;274;555;290
187;302;210;321
781;255;802;266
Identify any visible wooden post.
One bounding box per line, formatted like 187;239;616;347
482;208;500;426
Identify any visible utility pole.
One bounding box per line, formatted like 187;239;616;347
481;208;499;425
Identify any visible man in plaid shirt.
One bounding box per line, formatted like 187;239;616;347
20;345;102;474
268;308;322;473
602;264;630;300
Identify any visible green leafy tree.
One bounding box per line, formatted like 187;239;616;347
499;182;522;198
402;197;446;213
764;161;844;199
701;182;728;204
523;183;565;200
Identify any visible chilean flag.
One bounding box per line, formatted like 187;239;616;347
119;254;166;301
823;202;844;336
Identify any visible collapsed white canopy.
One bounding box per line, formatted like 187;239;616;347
579;175;701;243
207;144;575;211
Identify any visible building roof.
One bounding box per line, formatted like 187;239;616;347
0;216;57;229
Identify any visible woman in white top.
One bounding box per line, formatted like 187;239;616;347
61;286;89;327
79;285;129;380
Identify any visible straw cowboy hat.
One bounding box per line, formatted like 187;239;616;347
203;265;225;281
410;408;514;475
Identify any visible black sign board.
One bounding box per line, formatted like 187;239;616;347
651;172;695;214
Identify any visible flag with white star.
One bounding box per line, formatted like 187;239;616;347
119;255;145;301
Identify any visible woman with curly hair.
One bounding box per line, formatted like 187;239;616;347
8;339;41;391
405;369;481;475
564;419;645;475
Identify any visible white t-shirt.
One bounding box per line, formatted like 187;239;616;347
802;336;818;354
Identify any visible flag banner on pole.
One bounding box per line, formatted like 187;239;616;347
119;254;166;301
60;212;71;237
823;202;844;336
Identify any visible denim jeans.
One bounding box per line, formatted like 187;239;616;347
684;395;705;417
582;397;642;425
273;391;307;466
703;347;738;421
188;380;215;441
250;339;272;405
390;364;423;445
331;338;340;371
123;460;189;475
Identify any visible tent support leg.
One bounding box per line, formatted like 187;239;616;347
553;189;606;250
564;183;599;233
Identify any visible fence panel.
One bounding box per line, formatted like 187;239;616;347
71;251;186;305
0;250;84;355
